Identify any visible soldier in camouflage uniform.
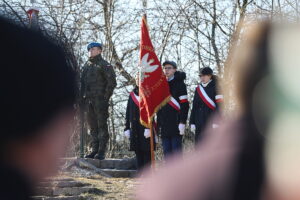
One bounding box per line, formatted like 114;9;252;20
81;42;117;160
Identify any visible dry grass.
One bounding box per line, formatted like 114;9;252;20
56;172;138;200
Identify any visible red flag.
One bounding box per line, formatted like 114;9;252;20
26;8;39;21
26;8;39;29
139;15;170;128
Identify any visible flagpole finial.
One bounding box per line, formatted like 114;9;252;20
142;0;147;9
142;0;147;16
27;7;39;29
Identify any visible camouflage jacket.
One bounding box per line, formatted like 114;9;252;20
80;54;116;99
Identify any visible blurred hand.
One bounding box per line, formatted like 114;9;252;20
79;96;86;106
178;123;185;135
124;130;130;138
144;129;151;138
191;124;196;132
212;124;219;129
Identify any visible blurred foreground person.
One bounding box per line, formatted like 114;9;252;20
136;21;277;200
0;18;77;199
124;76;154;171
190;67;223;143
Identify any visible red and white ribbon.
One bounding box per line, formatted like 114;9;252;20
130;92;140;107
196;85;216;110
179;95;188;103
168;96;180;111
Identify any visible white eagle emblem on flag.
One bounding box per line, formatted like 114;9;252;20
140;53;159;82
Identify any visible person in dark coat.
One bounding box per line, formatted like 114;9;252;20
157;61;189;158
0;17;77;199
190;67;223;143
124;78;155;171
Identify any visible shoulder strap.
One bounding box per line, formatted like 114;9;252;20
130;91;140;107
168;96;180;111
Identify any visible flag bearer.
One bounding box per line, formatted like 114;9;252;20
157;61;189;158
124;77;155;171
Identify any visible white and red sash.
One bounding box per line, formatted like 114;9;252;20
179;95;188;103
196;85;216;110
168;96;180;112
215;95;223;103
130;92;140;107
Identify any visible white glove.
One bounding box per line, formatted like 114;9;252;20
124;130;130;138
212;124;219;129
190;124;196;132
144;129;151;138
178;123;185;135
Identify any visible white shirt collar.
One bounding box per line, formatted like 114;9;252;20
201;79;212;87
168;75;175;82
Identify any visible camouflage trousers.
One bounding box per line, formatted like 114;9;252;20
86;97;109;156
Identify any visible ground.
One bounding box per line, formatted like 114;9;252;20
33;158;139;200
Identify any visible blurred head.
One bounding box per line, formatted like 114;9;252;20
200;67;213;84
223;21;300;200
0;17;77;183
87;42;102;58
163;61;177;78
223;22;270;119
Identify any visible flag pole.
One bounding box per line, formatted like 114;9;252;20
150;122;155;169
141;0;155;169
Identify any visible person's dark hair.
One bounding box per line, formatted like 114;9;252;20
199;67;218;82
199;67;213;76
0;18;77;149
162;61;177;69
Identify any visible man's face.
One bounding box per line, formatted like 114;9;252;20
200;74;212;84
163;64;176;78
88;47;102;58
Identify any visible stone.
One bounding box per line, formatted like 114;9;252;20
34;197;82;200
74;158;112;177
47;178;75;182
53;187;105;196
35;187;53;196
84;158;137;170
101;169;137;178
38;181;54;188
53;181;90;188
115;158;136;170
99;159;121;169
53;187;93;196
83;158;101;168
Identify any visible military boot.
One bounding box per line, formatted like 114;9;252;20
85;138;99;159
84;151;97;158
94;153;105;160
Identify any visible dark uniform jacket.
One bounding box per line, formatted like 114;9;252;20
125;87;153;152
190;79;221;139
157;71;189;138
81;54;116;100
